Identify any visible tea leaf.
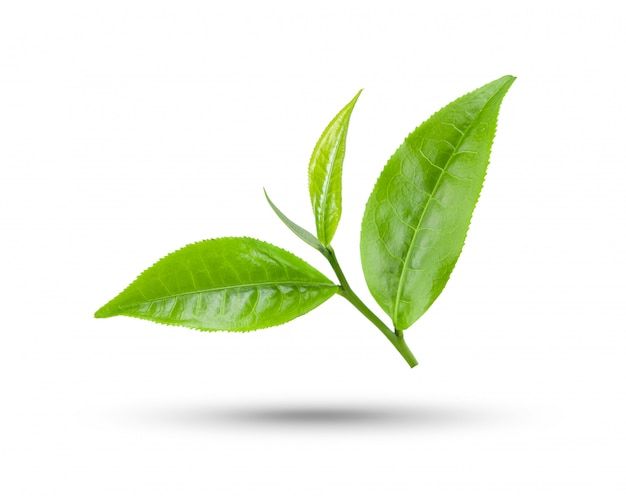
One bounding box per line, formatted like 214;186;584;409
263;188;326;253
308;90;361;246
360;76;515;330
95;237;338;331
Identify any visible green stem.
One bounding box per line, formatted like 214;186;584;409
323;247;417;368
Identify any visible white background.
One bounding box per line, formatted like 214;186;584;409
1;0;624;494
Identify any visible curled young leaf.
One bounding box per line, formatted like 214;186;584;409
360;76;515;331
95;237;338;331
308;90;361;246
263;188;326;254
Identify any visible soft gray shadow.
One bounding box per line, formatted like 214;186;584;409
135;402;512;430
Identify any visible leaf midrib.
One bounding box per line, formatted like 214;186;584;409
113;280;338;312
317;119;345;242
391;88;505;326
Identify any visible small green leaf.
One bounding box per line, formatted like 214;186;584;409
263;188;326;253
95;237;338;331
360;76;515;330
308;90;361;246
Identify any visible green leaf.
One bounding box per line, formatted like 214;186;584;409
95;237;338;331
360;76;515;331
308;90;362;246
263;188;326;254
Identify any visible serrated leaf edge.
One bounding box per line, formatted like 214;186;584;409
95;236;338;332
359;76;515;329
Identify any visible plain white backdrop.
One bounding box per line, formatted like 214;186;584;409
1;0;624;494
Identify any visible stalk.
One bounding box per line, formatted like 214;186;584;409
323;247;417;368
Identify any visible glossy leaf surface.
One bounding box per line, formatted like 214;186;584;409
95;237;337;331
264;189;326;253
361;76;515;330
308;90;361;246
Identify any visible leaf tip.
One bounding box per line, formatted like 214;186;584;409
263;187;276;210
347;88;363;109
499;74;517;88
94;304;114;319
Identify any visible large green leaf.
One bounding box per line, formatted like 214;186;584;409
95;237;338;331
360;76;515;330
308;90;361;246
